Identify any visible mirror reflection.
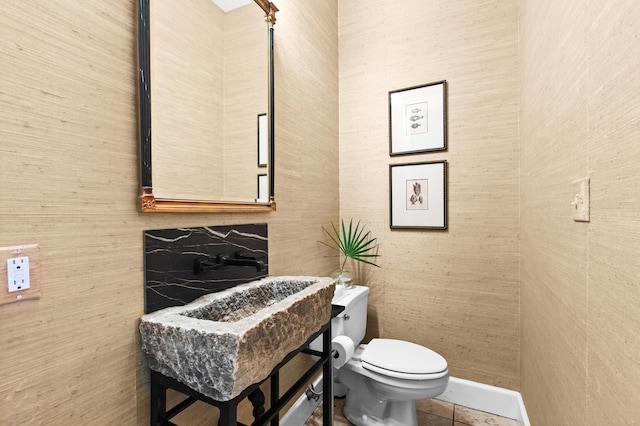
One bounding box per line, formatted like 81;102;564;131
138;0;276;212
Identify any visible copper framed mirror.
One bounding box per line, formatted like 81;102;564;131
137;0;277;212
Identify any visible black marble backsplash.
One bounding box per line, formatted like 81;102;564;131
144;224;268;313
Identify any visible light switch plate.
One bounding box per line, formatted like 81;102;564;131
572;177;590;222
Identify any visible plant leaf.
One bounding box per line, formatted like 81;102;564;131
320;219;380;268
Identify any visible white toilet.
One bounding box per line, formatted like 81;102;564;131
319;285;449;426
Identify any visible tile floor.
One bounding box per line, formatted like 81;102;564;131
305;397;522;426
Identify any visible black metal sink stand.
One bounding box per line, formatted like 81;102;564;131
149;320;333;426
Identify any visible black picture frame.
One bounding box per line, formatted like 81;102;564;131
389;80;447;156
389;160;447;230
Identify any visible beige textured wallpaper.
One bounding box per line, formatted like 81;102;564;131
0;0;338;424
520;0;640;424
339;0;520;390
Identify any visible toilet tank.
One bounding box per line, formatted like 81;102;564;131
332;285;369;346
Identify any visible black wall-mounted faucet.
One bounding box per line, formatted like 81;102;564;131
194;251;265;274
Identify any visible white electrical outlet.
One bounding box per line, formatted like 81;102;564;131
7;256;30;292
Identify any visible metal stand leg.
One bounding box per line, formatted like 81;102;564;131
270;372;279;426
150;373;167;426
322;325;333;426
218;404;237;426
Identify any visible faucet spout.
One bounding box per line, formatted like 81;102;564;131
193;252;265;274
218;254;265;272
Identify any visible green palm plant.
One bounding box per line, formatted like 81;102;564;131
321;219;380;286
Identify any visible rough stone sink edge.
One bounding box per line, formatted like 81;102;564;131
139;276;335;401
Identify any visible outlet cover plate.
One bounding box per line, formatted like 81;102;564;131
0;244;40;305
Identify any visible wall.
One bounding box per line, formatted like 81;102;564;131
519;0;640;424
339;0;520;390
0;0;338;424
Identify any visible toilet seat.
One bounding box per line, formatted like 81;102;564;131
360;339;448;380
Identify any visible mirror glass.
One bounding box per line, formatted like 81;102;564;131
138;0;275;212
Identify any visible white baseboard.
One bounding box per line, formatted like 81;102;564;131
437;377;530;425
281;375;530;426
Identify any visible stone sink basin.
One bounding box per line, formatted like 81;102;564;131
139;276;334;401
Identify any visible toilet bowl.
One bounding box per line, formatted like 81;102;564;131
338;339;449;426
312;285;449;426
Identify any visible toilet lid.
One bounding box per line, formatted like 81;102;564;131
360;339;448;379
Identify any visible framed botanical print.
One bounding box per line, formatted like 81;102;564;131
390;160;447;229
